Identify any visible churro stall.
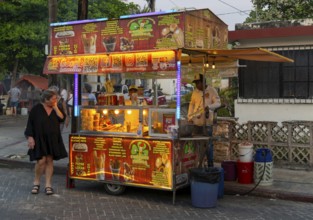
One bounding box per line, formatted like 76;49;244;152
43;9;293;204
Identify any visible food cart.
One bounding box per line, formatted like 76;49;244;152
43;9;293;204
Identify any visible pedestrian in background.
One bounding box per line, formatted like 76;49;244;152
67;90;73;118
25;90;68;195
60;87;68;103
84;83;97;105
8;85;21;116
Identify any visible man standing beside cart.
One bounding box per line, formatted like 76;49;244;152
188;73;221;167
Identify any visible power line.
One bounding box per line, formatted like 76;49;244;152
217;0;250;16
169;0;179;8
217;10;251;16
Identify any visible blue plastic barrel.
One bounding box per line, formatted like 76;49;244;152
217;167;224;199
190;168;220;208
254;148;272;162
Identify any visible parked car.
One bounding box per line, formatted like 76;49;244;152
171;84;194;102
143;90;167;105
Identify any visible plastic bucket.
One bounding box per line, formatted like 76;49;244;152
190;168;220;208
254;148;272;162
237;161;254;184
221;161;237;181
21;108;28;115
238;142;254;162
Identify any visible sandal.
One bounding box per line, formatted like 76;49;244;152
45;187;54;195
31;185;40;194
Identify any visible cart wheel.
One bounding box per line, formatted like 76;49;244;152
104;183;126;195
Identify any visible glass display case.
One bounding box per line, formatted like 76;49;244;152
149;108;177;137
78;105;150;136
78;106;178;138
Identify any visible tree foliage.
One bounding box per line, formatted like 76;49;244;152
57;0;141;22
0;0;48;80
246;0;313;23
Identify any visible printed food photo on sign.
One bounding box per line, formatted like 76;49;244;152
120;37;134;51
102;36;116;52
124;54;135;67
83;56;99;73
161;24;184;48
82;33;97;54
109;158;121;181
93;150;105;180
100;55;111;68
128;140;151;183
153;153;172;187
123;162;134;182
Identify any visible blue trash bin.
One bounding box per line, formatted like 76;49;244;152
190;167;221;208
255;148;272;162
217;167;224;199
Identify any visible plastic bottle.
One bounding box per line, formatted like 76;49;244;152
137;121;142;137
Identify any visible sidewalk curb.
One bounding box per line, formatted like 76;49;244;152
224;183;313;203
0;157;67;175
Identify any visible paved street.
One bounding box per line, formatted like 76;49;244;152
1;166;313;220
1;115;313;219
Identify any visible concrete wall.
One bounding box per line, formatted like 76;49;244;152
235;99;313;124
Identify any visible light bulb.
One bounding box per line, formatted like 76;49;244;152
114;109;120;115
103;109;108;115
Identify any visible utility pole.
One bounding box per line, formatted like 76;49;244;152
48;0;58;86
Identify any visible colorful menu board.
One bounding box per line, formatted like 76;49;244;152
44;50;177;74
69;135;174;189
50;9;228;56
69;134;202;190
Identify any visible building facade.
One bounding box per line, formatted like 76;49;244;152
229;20;313;123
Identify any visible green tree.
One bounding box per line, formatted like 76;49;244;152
57;0;141;21
246;0;313;23
0;0;48;84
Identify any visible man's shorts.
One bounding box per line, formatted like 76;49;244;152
10;101;19;107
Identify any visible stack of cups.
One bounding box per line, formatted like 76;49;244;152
237;142;254;184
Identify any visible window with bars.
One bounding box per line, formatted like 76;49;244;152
239;48;313;99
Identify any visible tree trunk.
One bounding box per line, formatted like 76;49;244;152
11;59;19;88
48;0;58;86
78;0;88;20
147;0;156;12
72;0;88;133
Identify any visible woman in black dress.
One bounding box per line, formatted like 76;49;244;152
25;90;68;195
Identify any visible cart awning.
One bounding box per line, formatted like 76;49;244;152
43;48;293;75
180;48;294;64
